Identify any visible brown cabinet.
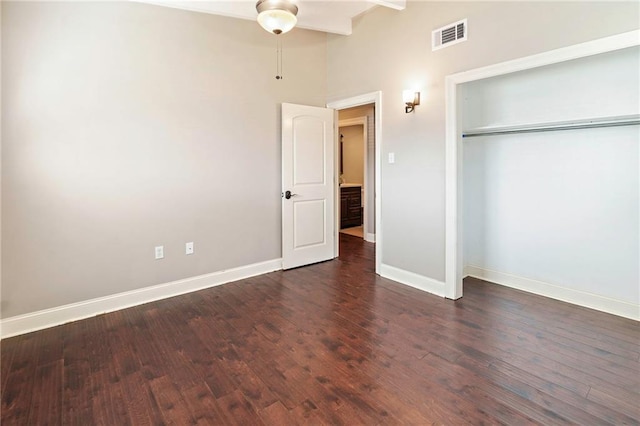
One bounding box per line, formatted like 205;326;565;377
340;186;362;229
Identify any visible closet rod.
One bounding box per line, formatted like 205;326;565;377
462;114;640;138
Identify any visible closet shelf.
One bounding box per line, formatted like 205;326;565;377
462;114;640;138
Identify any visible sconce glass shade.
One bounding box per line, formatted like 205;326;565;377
403;90;416;104
256;0;298;35
403;90;420;113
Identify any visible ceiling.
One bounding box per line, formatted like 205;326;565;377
134;0;406;35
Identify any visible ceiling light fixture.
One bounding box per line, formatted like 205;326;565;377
256;0;298;35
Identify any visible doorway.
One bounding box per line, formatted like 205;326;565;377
327;92;382;274
338;112;371;242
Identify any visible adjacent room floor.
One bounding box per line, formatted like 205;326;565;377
2;234;639;424
339;225;363;238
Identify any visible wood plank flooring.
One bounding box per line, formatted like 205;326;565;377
2;234;639;424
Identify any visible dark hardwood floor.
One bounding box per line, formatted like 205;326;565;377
2;234;639;424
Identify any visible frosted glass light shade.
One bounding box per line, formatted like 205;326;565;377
403;90;420;113
256;0;298;35
257;10;297;34
403;90;416;104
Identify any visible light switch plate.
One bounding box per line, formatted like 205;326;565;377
155;246;164;260
186;242;194;255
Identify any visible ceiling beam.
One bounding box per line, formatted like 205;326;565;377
369;0;406;11
131;0;405;35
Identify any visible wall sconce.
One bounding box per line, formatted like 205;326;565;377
403;90;420;113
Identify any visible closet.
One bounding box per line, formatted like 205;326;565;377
460;46;639;312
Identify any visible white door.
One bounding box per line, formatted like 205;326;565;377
282;103;336;270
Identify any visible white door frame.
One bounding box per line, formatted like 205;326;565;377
444;30;640;300
338;116;374;242
328;91;382;274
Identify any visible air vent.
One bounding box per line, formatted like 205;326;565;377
432;19;467;51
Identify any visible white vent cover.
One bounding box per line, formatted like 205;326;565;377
432;19;467;51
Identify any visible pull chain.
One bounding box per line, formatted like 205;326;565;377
275;38;283;80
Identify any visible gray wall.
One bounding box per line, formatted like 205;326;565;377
326;1;640;283
3;0;639;320
1;1;327;318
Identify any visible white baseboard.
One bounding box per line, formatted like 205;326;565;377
365;233;376;243
380;263;445;297
1;258;283;339
464;265;639;321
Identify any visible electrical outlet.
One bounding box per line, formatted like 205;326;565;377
186;242;194;255
155;245;164;260
388;152;395;164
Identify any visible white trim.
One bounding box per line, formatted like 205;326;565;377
445;77;462;300
445;30;640;304
328;91;382;274
447;30;639;86
0;258;282;339
369;0;405;12
464;265;640;321
334;109;341;259
365;233;376;243
380;263;446;297
338;118;366;127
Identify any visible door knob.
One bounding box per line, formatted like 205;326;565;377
284;190;297;199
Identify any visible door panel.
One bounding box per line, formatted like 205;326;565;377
293;117;326;185
294;200;326;248
282;103;335;270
